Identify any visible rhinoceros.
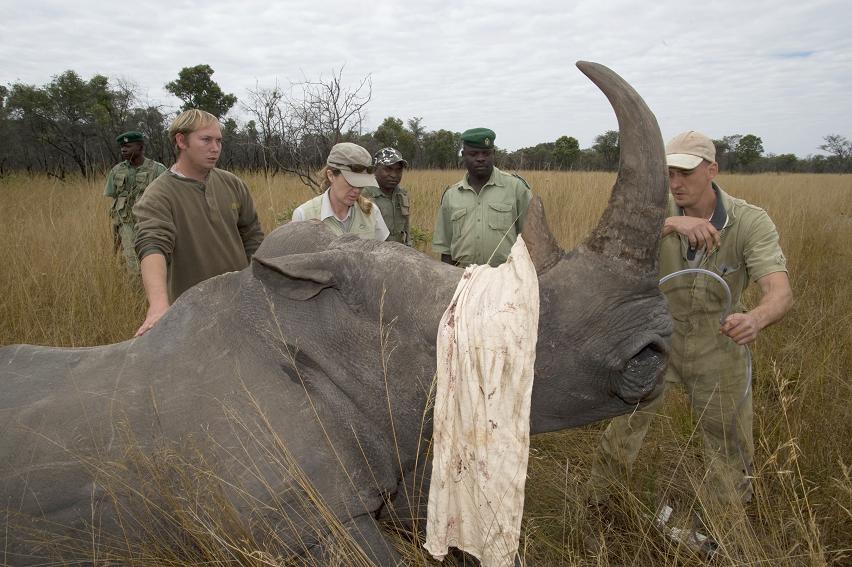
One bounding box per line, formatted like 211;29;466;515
0;61;671;566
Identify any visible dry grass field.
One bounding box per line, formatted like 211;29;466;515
1;170;850;565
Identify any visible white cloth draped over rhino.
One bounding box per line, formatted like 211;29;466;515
425;236;540;567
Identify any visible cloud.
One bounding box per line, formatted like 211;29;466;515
1;0;850;156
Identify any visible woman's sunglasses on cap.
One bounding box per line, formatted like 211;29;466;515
330;162;374;174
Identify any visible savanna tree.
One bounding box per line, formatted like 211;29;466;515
165;64;237;119
734;134;764;170
820;134;851;160
6;71;136;177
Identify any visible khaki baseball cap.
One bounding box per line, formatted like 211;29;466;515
327;142;378;187
665;131;716;169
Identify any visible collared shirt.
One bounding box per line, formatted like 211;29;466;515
432;167;532;267
362;185;411;245
682;184;729;267
660;182;787;322
292;190;390;241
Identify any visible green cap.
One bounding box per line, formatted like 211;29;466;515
116;131;144;145
461;127;496;149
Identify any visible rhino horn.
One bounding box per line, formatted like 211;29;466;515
577;61;668;275
522;196;563;275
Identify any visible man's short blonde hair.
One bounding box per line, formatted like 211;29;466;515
169;109;219;154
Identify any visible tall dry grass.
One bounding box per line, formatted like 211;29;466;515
1;170;850;565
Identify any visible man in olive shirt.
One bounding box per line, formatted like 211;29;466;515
432;128;532;267
133;109;264;337
104;131;166;273
362;147;412;246
588;131;793;510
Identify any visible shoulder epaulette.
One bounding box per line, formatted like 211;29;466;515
511;172;531;190
439;185;453;204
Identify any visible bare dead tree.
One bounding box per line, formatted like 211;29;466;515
243;82;285;178
242;66;372;193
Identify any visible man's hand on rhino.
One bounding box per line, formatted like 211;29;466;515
136;252;170;337
135;303;169;337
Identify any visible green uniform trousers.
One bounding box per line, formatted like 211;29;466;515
590;315;753;506
115;221;140;274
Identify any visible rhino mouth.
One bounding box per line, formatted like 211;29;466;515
612;341;667;405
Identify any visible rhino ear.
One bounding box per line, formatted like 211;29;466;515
252;253;338;300
522;196;563;275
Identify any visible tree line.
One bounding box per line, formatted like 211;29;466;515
1;65;850;184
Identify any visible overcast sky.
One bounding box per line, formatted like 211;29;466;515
2;0;850;157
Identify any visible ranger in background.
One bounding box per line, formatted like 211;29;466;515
363;147;412;246
104;131;166;273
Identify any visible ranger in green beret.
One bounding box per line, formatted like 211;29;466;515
432;127;532;267
104;131;166;273
362;147;412;246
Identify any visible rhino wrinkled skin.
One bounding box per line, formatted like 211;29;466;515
0;62;672;565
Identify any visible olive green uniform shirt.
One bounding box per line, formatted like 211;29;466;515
362;185;412;245
432;167;532;267
133;168;265;302
104;157;167;224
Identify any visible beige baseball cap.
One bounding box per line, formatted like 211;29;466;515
665;130;716;169
326;142;378;187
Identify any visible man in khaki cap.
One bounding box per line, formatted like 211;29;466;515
432;127;532;267
588;130;793;514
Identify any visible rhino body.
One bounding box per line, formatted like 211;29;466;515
1;62;672;565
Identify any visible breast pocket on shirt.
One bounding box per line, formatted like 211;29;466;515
717;260;746;297
135;171;149;189
487;202;513;231
715;261;742;279
697;254;743;310
451;208;468;240
114;172;127;193
399;194;410;217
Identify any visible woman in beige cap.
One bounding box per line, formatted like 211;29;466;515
292;142;390;241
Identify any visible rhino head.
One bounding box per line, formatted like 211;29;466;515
522;61;671;431
250;61;671;436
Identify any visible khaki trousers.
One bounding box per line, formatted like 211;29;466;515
590;318;754;506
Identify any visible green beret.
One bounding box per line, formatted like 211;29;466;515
116;131;144;145
461;127;496;149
